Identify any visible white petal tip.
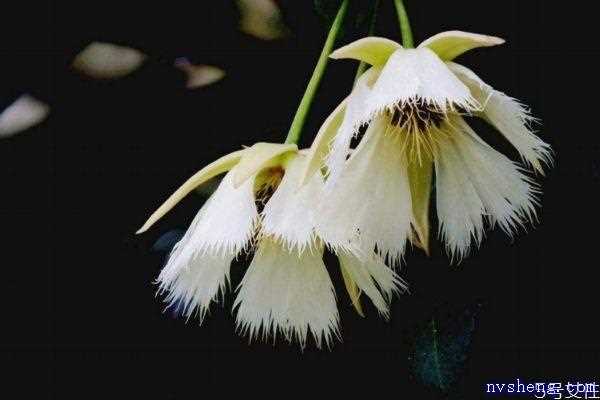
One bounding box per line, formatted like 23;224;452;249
328;51;344;60
488;36;506;45
136;218;155;234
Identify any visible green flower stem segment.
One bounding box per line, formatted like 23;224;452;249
393;0;414;48
284;0;349;145
354;0;381;82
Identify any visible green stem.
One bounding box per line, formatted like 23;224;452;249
393;0;414;48
284;0;349;145
354;0;381;82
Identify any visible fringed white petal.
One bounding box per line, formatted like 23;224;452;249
234;240;339;349
330;36;402;66
325;67;381;187
155;167;258;320
435;117;539;261
157;248;234;322
261;154;322;253
452;118;539;232
418;30;505;61
318;117;413;265
337;250;407;318
364;48;479;120
448;62;553;174
173;167;258;260
434;124;486;261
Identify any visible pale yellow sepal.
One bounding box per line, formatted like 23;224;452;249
232;142;297;188
136;149;246;234
330;37;401;66
418;30;505;61
407;155;434;255
301;99;347;185
339;258;365;317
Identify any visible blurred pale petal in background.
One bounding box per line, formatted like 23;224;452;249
72;42;146;79
237;0;288;40
0;94;50;137
174;59;226;89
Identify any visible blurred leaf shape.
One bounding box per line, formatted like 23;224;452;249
0;94;50;138
412;303;481;392
72;42;146;79
237;0;288;40
152;229;185;253
174;58;226;89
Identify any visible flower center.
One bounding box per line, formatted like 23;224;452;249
382;101;460;163
254;166;284;212
388;101;446;132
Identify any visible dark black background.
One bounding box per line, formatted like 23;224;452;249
2;0;598;398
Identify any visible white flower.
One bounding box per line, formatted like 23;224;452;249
303;31;553;262
138;143;405;348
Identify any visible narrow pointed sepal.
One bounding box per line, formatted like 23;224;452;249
325;67;381;187
301;99;346;185
330;37;401;66
408;154;433;256
337;250;407;319
418;30;505;61
232;142;297;188
136;149;246;234
339;261;365;317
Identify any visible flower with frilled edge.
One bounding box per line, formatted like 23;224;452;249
303;31;553;263
137;142;405;349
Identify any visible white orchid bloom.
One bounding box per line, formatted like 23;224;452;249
138;143;405;349
304;31;553;262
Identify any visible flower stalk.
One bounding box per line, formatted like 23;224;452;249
284;0;349;145
393;0;414;48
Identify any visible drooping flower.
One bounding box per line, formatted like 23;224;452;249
138;142;405;348
303;31;553;262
